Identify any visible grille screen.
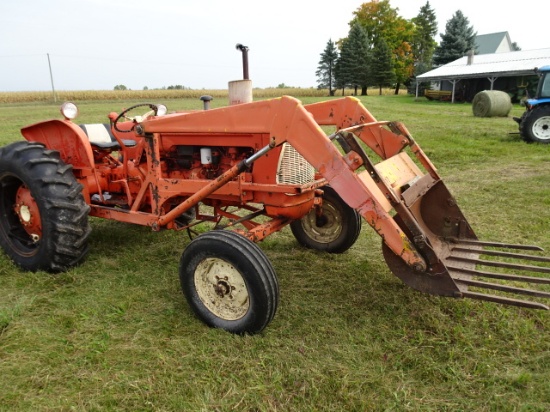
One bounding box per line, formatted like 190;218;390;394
276;143;315;185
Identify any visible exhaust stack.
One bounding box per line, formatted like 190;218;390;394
229;43;253;105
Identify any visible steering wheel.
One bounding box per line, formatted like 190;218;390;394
113;103;161;133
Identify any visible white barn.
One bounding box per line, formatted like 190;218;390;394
416;48;550;102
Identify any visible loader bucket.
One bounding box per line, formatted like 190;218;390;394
382;175;550;310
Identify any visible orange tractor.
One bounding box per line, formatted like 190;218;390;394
1;96;550;334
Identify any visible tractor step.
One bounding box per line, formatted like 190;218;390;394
445;240;550;310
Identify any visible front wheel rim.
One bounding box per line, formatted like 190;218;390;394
300;202;342;244
194;257;250;320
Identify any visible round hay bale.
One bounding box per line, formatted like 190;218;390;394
472;90;512;117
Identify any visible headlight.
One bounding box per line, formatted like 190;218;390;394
60;102;78;120
156;104;167;116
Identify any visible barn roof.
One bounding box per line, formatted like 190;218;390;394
417;48;550;82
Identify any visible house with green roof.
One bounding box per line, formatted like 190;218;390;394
475;32;513;54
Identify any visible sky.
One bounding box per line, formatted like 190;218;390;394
1;0;548;92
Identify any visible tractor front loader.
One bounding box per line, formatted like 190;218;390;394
1;96;549;334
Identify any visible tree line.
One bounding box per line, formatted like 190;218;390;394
316;1;520;96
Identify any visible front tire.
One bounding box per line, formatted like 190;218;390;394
519;105;550;143
0;141;91;272
179;230;279;334
290;186;362;253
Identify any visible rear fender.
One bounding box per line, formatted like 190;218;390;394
21;119;95;169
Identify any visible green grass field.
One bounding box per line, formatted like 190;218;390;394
0;94;549;411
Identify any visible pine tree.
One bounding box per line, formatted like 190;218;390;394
315;39;339;96
334;37;354;96
346;23;370;95
333;24;370;96
433;10;476;67
411;1;438;75
371;39;396;95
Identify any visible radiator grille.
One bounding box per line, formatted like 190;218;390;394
276;143;315;185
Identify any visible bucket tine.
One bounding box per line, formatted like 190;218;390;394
447;265;550;285
460;291;550;310
452;239;544;251
454;278;550;299
442;239;550;309
451;246;550;263
448;255;550;275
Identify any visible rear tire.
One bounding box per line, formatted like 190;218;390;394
290;186;361;253
519;105;550;143
0;141;91;272
179;230;278;334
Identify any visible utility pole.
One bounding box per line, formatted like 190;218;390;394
47;53;57;102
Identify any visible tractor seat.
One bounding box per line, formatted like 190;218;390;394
79;124;137;149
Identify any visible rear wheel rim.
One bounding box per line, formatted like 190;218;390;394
194;257;250;320
532;116;550;140
0;175;40;254
14;185;42;241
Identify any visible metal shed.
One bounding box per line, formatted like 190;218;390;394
416;48;550;102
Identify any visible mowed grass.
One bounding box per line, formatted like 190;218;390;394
0;94;549;411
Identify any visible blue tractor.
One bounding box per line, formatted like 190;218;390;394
514;65;550;143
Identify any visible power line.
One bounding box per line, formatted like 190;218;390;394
47;53;57;102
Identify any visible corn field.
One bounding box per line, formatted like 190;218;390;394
0;87;408;104
0;88;329;104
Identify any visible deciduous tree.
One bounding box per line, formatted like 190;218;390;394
350;0;415;95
